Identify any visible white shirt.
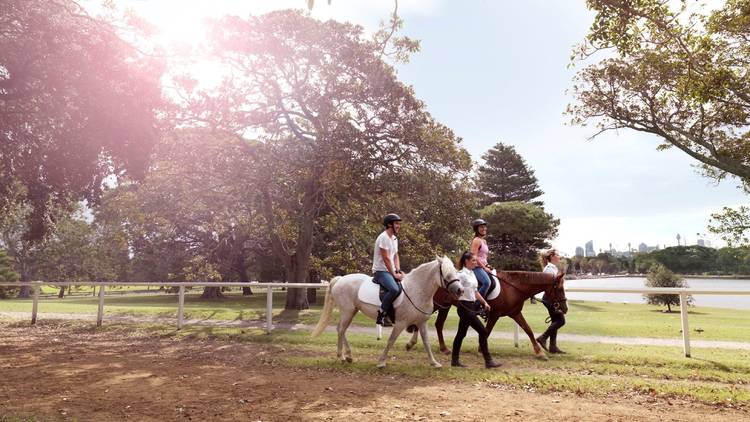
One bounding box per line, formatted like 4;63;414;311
543;263;559;276
372;230;398;273
457;267;479;302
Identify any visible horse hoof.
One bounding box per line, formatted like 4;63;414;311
405;343;414;351
440;349;451;355
431;361;443;368
536;352;549;361
376;362;386;369
345;357;353;363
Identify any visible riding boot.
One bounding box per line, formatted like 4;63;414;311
549;331;566;354
451;352;465;367
377;310;393;327
482;351;502;368
536;333;549;352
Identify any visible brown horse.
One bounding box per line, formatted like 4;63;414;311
406;270;566;360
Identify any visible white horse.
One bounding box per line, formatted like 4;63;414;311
311;257;463;368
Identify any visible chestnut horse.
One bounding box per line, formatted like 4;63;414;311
405;270;566;360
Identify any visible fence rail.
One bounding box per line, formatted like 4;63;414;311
2;282;750;358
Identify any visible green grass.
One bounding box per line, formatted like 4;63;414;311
56;321;750;406
1;290;749;342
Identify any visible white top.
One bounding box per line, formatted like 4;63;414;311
457;267;479;302
543;263;559;276
372;230;398;272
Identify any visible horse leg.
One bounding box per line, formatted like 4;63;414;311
337;307;357;363
510;312;547;361
377;324;406;368
419;321;442;367
434;307;451;355
405;329;419;351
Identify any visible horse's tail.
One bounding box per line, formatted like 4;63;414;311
311;276;340;337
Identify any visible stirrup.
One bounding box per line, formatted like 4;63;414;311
377;311;393;327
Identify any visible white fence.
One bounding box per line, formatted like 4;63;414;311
1;282;750;358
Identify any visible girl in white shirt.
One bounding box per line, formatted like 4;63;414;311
536;249;567;354
451;252;502;369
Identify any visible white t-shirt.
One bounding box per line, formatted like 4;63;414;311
543;263;559;276
457;267;479;301
372;230;398;273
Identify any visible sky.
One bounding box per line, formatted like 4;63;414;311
113;0;747;256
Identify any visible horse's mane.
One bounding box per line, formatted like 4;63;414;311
404;256;456;282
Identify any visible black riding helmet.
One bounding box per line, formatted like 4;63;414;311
383;213;402;227
472;218;487;232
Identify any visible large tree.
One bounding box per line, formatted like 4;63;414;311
481;201;559;271
476;142;543;207
0;249;19;298
1;0;164;239
570;0;750;188
179;10;470;309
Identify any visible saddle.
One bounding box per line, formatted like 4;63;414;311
485;274;501;301
357;278;404;323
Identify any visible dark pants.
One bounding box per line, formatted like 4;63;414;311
473;267;491;297
452;301;491;360
373;271;401;314
540;300;566;338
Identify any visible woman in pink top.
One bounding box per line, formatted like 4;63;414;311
470;219;493;298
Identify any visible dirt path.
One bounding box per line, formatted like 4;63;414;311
2;310;750;350
1;321;747;421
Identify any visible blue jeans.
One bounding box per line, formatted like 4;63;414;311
473;267;491;298
373;271;401;314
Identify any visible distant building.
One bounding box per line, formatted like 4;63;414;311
585;240;595;257
638;242;648;253
575;246;584;257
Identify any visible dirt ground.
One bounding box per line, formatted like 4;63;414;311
1;321;747;422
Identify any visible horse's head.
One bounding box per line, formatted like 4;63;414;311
437;256;463;299
543;274;568;314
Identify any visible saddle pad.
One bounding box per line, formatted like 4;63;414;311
357;278;404;308
487;273;501;301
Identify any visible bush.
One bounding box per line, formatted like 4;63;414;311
643;264;692;312
0;250;20;299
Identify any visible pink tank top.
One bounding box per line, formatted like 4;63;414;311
475;238;489;266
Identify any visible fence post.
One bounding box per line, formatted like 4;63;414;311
177;285;185;330
514;322;520;348
31;282;39;325
679;292;691;357
96;284;105;327
266;286;273;333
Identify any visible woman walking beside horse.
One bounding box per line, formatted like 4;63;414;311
452;251;502;368
536;249;567;354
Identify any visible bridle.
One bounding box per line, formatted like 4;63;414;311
403;258;460;316
489;272;567;314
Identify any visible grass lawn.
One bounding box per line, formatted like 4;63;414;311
60;321;750;405
1;289;749;342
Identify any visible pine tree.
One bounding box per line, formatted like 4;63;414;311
476;142;543;207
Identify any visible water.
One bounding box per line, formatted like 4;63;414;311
564;277;750;310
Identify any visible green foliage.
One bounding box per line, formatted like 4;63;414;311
709;205;750;246
476;142;543;207
572;0;750;189
644;264;692;312
0;0;164;239
0;249;19;298
481;201;559;270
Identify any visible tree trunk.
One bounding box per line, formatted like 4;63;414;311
58;286;65;298
667;303;672;313
307;269;320;305
201;286;223;299
17;271;31;298
237;255;252;296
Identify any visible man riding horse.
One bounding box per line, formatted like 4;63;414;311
373;213;403;327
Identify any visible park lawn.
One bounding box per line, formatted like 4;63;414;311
60;321;750;406
1;290;749;342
